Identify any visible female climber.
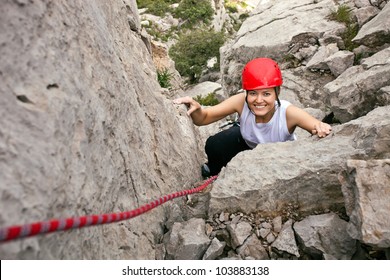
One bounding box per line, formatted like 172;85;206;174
173;57;332;177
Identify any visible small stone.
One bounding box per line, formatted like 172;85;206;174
205;223;214;236
219;212;226;222
231;215;241;224
259;228;271;239
202;238;226;260
266;232;276;244
261;222;272;229
272;216;283;233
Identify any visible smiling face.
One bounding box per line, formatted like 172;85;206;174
246;87;277;123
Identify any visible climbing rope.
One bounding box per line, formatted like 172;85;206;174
0;175;218;243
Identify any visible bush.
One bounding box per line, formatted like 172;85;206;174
172;0;214;27
342;23;359;51
328;5;359;51
224;2;238;13
157;68;173;89
194;93;220;106
329;4;353;25
136;0;179;17
169;29;226;83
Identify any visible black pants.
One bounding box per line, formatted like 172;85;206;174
205;125;251;175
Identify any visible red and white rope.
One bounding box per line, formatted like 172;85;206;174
0;175;218;242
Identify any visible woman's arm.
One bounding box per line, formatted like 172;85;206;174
286;105;332;138
173;92;246;126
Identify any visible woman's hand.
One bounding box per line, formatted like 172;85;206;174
173;96;201;116
312;122;332;138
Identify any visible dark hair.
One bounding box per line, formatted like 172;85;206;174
275;86;281;107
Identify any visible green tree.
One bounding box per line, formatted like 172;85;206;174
173;0;214;27
169;29;225;83
136;0;179;17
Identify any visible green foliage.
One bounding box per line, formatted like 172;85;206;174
169;29;226;83
329;4;353;24
230;13;249;32
144;21;177;42
342;23;359;51
224;2;238;13
138;0;215;42
136;0;179;17
328;4;359;51
239;12;250;21
194;93;220;106
172;0;214;27
157;68;173;89
282;53;300;67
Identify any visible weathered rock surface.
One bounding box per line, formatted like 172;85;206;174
0;0;204;259
202;237;225;260
163;218;210;260
352;1;390;47
340;159;390;248
272;219;300;258
294;213;357;260
185;81;225;101
227;221;252;249
1;0;389;261
325;47;390;123
208;106;390;218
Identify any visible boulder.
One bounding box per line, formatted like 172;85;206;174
208;106;390;217
294;213;357;260
325;47;390;123
340;159;390;248
271;219;300;258
202;238;226;260
352;2;390;47
163;218;211;260
237;234;269;260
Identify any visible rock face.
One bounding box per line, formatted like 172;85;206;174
162;0;390;260
352;1;390;47
294;213;357;260
325;47;390;123
340;159;390;248
1;0;390;260
0;0;205;259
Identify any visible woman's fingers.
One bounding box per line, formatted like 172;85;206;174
173;96;199;116
173;96;192;105
312;122;332;138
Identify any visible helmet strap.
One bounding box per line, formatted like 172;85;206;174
275;86;281;107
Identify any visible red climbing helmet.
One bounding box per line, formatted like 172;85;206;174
242;57;283;90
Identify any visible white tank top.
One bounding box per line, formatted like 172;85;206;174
239;100;297;148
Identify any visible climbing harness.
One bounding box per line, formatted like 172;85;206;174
219;120;240;129
0;175;218;243
219;114;240;129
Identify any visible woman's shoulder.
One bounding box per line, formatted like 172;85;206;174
279;99;292;108
229;91;246;115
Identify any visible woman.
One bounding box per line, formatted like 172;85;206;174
174;58;332;176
